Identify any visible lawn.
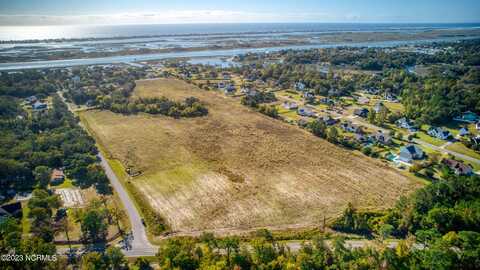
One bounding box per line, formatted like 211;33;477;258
276;90;303;102
80;78;419;235
415;132;446;147
53;178;74;189
277;106;301;121
383;102;405;113
446;142;480;160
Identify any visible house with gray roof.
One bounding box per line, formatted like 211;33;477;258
397;144;424;163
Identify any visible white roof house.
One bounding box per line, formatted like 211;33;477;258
397;144;424;164
427;127;452;140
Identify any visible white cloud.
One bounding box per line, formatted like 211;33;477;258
0;10;342;26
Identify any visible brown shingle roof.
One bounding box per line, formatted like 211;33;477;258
51;169;65;180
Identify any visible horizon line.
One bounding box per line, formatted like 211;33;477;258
1;21;480;27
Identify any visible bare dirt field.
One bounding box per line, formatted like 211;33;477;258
80;78;419;234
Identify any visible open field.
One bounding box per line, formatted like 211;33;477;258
80;78;419;234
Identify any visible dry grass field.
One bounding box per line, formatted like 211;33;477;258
81;78;419;234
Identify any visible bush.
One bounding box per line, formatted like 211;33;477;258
362;147;372;156
258;105;278;118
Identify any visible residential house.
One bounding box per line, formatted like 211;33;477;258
224;85;236;95
222;72;231;80
459;127;469;137
283;102;299;110
384;92;399;103
240;87;251;94
341;121;361;133
357;96;370;105
85;100;95;107
32;101;47;111
297;118;309;127
179;72;191;79
396;118;418;132
294;82;306;91
319;97;334;105
354;133;369;143
0;202;22;220
428;127;453;140
442;159;473;176
217;82;226;89
372;131;392;145
303;92;315;99
328;88;340;96
298;107;315;117
471;135;480;146
397;144;424;163
363;87;380;95
72;75;81;86
25;95;37;104
51;169;65;185
454;111;479;123
255;79;266;86
373;102;385;113
354;108;369;118
319;115;338;126
245;89;259;97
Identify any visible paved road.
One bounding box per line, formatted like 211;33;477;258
58;92;158;257
98;153;158;257
413;139;480;165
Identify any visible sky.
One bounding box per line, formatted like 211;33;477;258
0;0;479;26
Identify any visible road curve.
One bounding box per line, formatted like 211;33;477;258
98;153;158;257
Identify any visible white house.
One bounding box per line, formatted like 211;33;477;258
25;95;37;104
397;144;424;163
371;131;392;145
396;118;418;132
224;84;236;95
340;121;361;133
384;92;399;103
427;127;452;140
363;87;380;95
32;101;47;111
294;82;306;91
283;102;298;110
373;102;385;113
357;96;370;105
298;107;314;117
303;92;315;99
459;127;469;137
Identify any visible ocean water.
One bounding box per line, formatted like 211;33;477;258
1;23;479;41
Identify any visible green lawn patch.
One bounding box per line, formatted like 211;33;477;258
384;102;405;113
54;178;74;189
416;132;446;147
21;202;31;235
446;142;480;160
